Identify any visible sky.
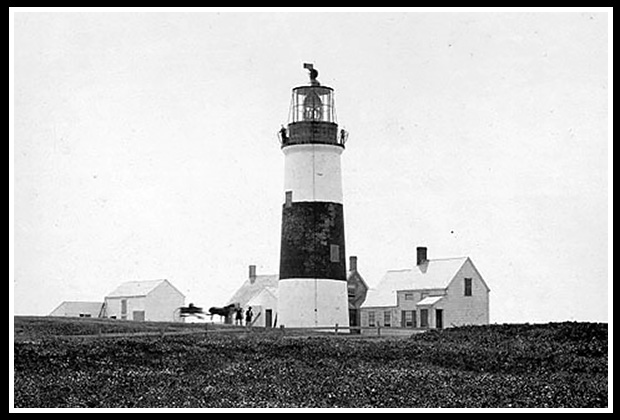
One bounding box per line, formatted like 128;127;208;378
11;10;610;323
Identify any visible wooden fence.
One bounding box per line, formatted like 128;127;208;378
37;323;429;341
272;324;427;337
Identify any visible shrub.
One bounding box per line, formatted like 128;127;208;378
13;319;608;408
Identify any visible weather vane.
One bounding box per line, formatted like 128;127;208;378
303;63;320;86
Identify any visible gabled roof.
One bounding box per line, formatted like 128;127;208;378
347;269;369;290
106;279;171;298
247;287;278;307
227;274;279;308
362;257;468;308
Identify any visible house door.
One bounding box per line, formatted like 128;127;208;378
349;309;358;326
435;309;443;329
265;309;273;328
349;309;360;334
121;299;127;320
420;309;429;328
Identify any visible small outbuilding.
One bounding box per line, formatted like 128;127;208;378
102;279;185;322
48;301;104;318
227;265;278;327
246;287;278;328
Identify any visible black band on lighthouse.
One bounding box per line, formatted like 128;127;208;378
279;201;346;281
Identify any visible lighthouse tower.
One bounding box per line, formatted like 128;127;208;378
277;64;349;328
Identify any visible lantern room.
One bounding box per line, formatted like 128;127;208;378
289;85;336;124
279;63;347;149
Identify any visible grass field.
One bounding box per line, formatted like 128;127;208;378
13;317;608;408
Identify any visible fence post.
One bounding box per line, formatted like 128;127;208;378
280;324;285;337
335;323;339;335
377;326;381;337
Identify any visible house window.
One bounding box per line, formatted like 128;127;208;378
404;292;414;301
368;311;376;327
330;244;340;262
348;283;356;300
464;278;472;296
79;313;92;318
402;310;415;328
420;309;429;328
384;311;391;327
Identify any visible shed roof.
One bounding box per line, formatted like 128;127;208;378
106;279;171;298
49;301;104;316
362;257;468;308
417;296;445;306
227;275;279;308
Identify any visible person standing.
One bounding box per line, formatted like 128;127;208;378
245;306;253;327
234;307;243;326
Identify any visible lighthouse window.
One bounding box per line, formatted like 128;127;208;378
285;191;293;207
330;245;340;262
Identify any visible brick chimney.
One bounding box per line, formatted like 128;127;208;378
249;265;257;284
349;256;358;272
416;247;428;266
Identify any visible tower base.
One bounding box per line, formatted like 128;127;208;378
277;279;349;328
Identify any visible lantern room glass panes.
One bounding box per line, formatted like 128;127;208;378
289;86;336;123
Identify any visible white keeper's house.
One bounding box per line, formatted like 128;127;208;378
360;247;490;332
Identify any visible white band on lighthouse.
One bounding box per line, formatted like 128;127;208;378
277;278;349;328
283;144;344;204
